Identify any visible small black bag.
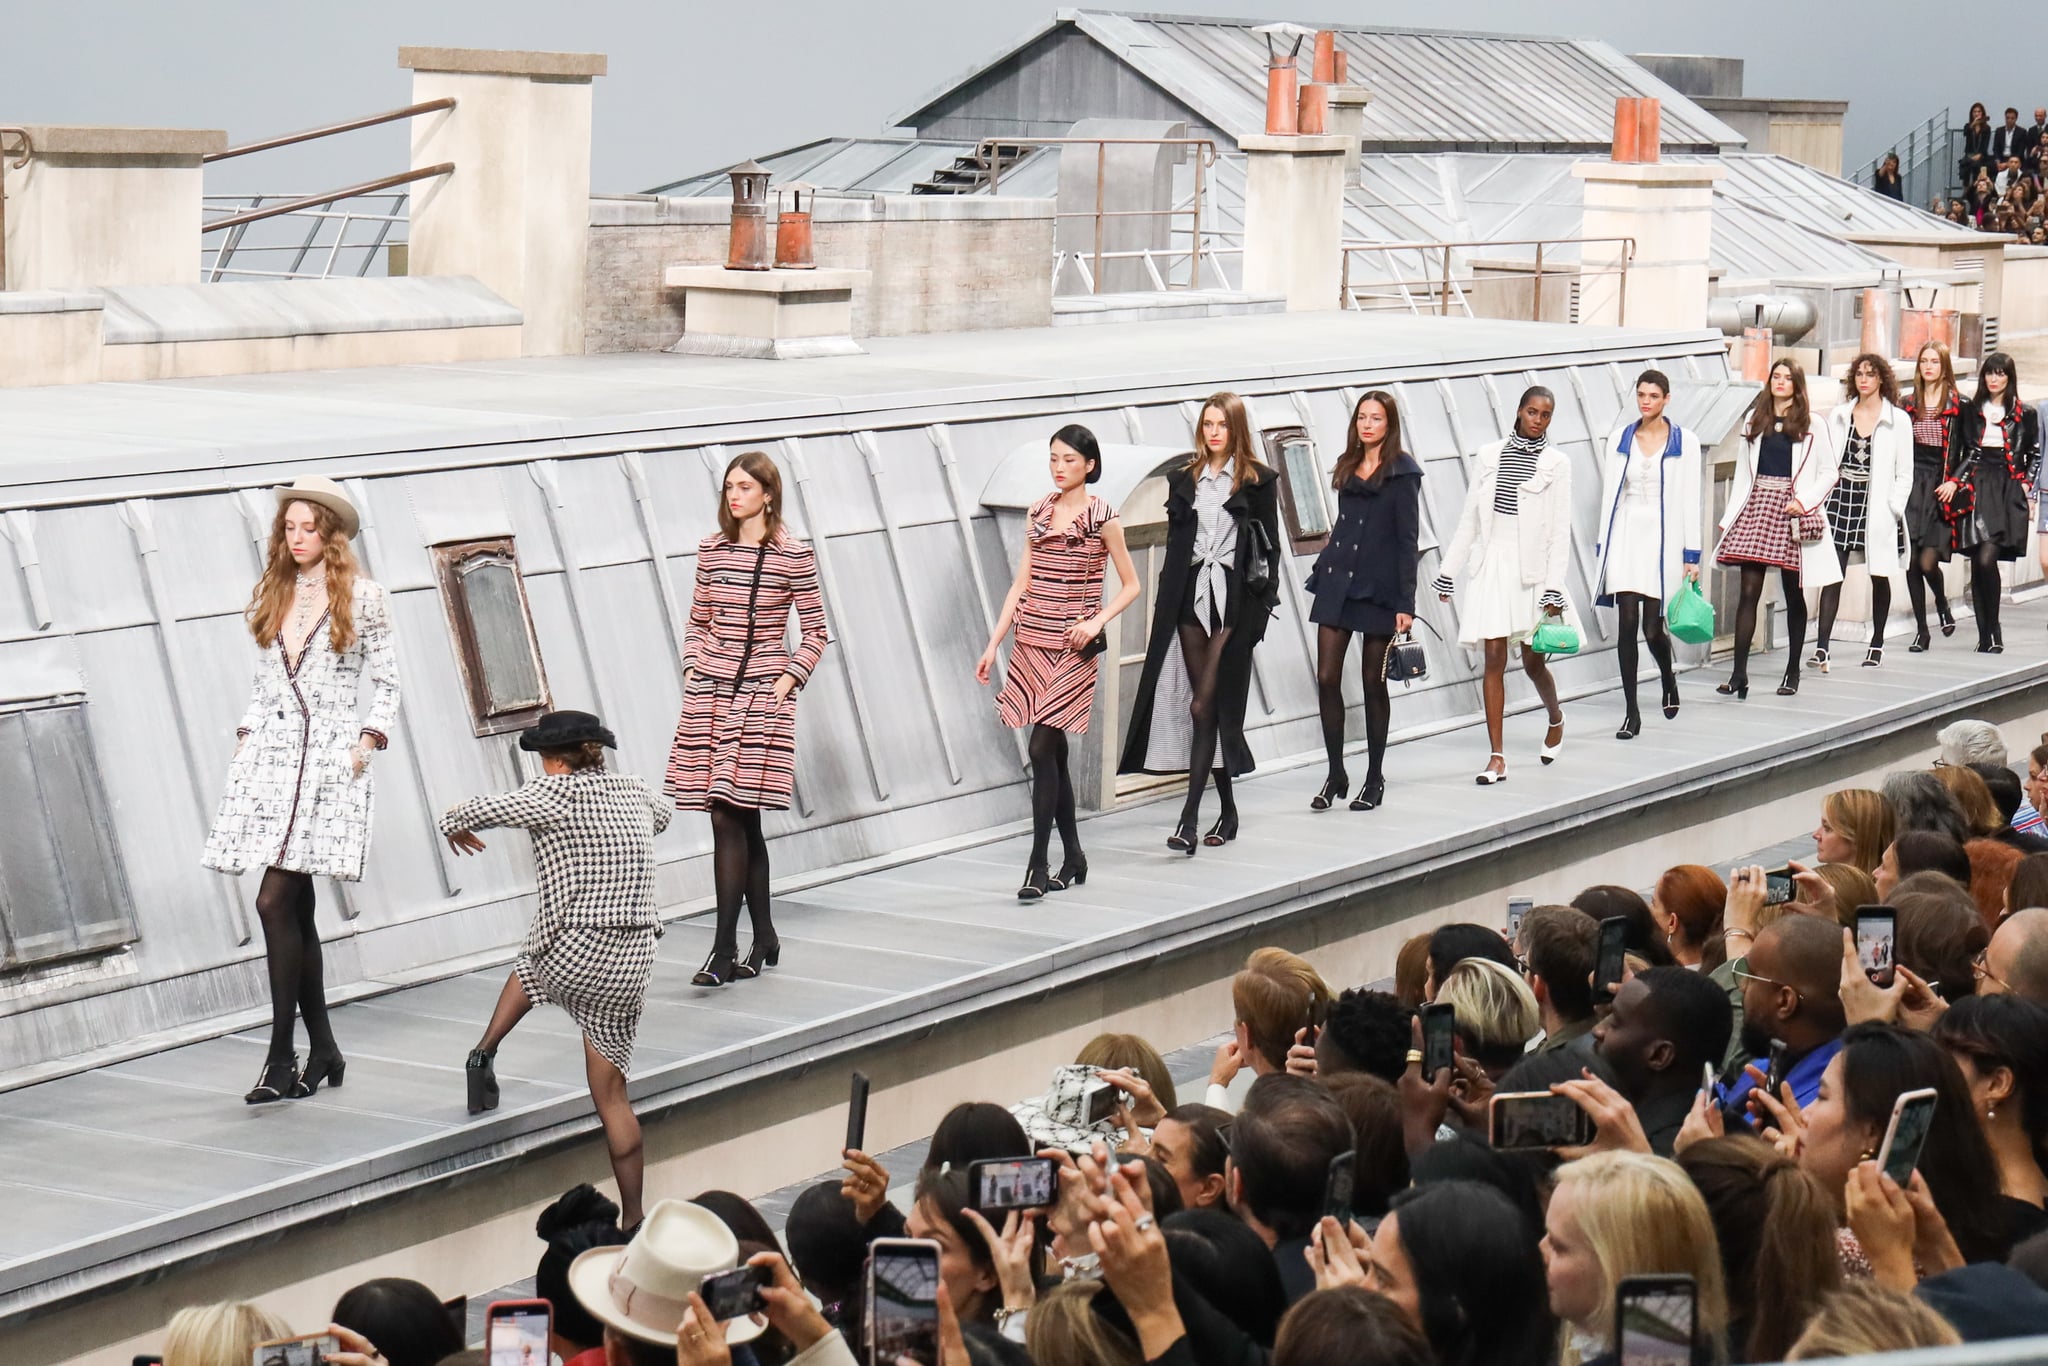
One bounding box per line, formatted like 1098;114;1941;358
1382;617;1443;687
1243;518;1278;598
1075;629;1109;661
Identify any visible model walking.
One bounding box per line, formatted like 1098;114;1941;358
1814;354;1912;668
202;477;400;1105
1593;369;1700;739
1947;351;2039;653
442;710;668;1230
1900;341;1964;649
1303;390;1422;810
1714;359;1839;698
978;425;1140;899
664;450;829;985
1431;386;1573;784
1119;393;1282;852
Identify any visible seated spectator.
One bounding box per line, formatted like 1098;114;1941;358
1807;862;1879;928
1077;1032;1178;1113
1423;923;1517;999
1933;995;2048;1242
1967;762;2048;852
1877;830;1972;900
1026;1279;1139;1366
847;1098;1034;1240
2007;851;2048;917
1208;947;1332;1108
693;1189;781;1262
330;1278;463;1366
1979;907;2048;1001
783;1181;864;1338
1433;956;1539;1078
1722;913;1848;1115
1227;1073;1355;1304
1940;721;2038;821
1678;1136;1841;1363
1274;1285;1434;1366
1161;1207;1289;1346
1325;1073;1409;1222
1785;1281;1962;1358
1541;1152;1729;1366
907;1168;1001;1329
1592;966;1733;1154
1518;905;1599;1059
1315;987;1414;1083
1816;788;1895;874
931;1101;1032;1170
1651;865;1727;970
1966;839;2024;932
1015;1066;1131;1157
1142;1102;1230;1210
1884;770;1971;843
163;1303;293;1366
1376;1180;1555;1364
2025;743;2048;834
1571;885;1677;967
1394;931;1431;1008
534;1184;627;1366
1935;764;2004;839
1892;870;1991;999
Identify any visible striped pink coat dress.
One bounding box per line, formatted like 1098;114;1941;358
664;530;829;811
996;494;1117;734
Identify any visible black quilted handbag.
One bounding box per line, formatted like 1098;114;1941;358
1383;618;1443;687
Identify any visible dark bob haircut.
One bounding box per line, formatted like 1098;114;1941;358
1051;423;1103;483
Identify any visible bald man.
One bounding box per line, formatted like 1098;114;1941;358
1980;908;2048;1001
1718;914;1848;1118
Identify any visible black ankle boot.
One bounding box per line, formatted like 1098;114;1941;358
465;1048;499;1115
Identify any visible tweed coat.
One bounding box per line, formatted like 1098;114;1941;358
202;579;401;881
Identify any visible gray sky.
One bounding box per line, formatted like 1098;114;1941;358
9;1;2047;196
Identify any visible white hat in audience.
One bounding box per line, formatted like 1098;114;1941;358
1011;1062;1128;1156
567;1199;765;1345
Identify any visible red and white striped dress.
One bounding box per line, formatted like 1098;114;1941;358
996;494;1116;734
664;529;829;812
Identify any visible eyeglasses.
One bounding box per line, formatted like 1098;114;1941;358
1975;949;2012;992
1732;968;1804;999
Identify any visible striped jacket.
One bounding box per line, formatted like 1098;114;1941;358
683;530;830;688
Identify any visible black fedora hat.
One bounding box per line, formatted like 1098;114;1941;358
519;709;618;752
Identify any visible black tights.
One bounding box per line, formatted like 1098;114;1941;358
1730;566;1805;682
708;801;772;958
1815;554;1892;655
1905;547;1951;639
1315;627;1392;784
1613;592;1676;718
1966;542;2004;646
1178;621;1236;830
1026;723;1080;870
255;868;334;1064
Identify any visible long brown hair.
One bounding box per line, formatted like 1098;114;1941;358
1678;1136;1842;1364
716;450;785;543
1333;389;1404;489
1913;341;1958;415
1845;352;1899;407
1187;391;1268;494
246;499;360;653
1743;358;1810;441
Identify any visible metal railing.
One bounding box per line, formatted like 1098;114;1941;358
0;126;32;291
1339;236;1635;322
976;136;1217;292
199;98;454;282
1856;108;1956;212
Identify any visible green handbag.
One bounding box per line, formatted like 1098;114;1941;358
1530;608;1580;656
1667;577;1716;645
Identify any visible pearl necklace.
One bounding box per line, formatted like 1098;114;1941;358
296;568;325;590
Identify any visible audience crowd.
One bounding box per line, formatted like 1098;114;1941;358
148;718;2048;1366
1890;104;2048;240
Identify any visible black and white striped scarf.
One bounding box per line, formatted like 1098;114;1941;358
1492;430;1547;516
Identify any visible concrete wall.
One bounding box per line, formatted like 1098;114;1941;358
0;293;103;386
584;194;1054;351
0;126;221;291
1697;99;1847;177
2004;246;2048;337
1630;54;1746;100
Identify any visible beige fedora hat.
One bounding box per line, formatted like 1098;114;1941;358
275;476;360;540
566;1199;765;1346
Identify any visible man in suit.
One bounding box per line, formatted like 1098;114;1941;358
2027;108;2047;176
1991;107;2030;167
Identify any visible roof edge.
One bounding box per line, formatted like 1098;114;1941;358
883;10;1078;133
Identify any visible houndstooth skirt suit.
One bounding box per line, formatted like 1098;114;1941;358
202;579;401;881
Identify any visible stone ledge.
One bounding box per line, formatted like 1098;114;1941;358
14;125;225;158
1238;134;1355;155
665;332;866;360
663;265;868;293
1571;161;1729;185
398;46;607;78
98;276;521;345
0;290;104;317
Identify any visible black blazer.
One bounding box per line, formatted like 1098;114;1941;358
1304;453;1423;616
1991;123;2029;163
1958;398;2041;486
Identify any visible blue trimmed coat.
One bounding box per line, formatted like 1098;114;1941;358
1594;420;1702;606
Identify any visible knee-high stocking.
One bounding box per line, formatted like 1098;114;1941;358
1780;569;1808;671
1615;594;1644;717
254;868;313;1063
1026;724;1069;868
1315;626;1351;783
1358;634;1393;782
1731;567;1766;680
1176;621;1233;828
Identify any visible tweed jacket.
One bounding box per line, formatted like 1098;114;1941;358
1824;399;1914;580
440;772;672;942
683;530;830;689
202;579;401;881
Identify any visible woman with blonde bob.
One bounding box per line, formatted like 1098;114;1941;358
1785;1281;1961;1359
1207;947;1331;1107
1814;788;1896;874
163;1301;293;1366
203;477;401;1105
1026;1279;1142;1366
1434;956;1540;1077
1543;1152;1730;1366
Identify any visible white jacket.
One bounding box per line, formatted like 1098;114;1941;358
1437;438;1573;593
1594;419;1703;604
1825;398;1914;581
1718;423;1844;588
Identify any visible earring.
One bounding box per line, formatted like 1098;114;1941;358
1990;1107;1999;1121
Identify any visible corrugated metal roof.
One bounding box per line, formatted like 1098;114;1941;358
891;9;1747;153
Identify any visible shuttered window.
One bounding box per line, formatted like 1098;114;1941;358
432;538;552;736
0;701;139;969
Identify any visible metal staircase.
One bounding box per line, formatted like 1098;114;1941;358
911;141;1030;194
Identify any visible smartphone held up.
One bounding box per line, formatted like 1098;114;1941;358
867;1238;943;1366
